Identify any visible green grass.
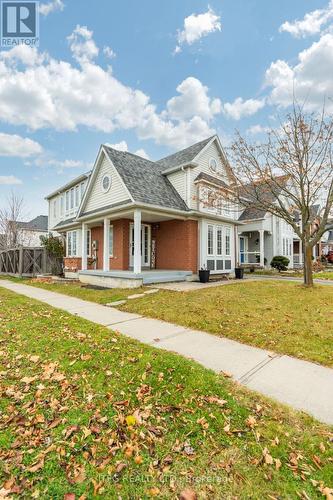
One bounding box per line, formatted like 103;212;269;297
0;287;332;498
251;269;333;280
0;276;144;304
121;281;333;368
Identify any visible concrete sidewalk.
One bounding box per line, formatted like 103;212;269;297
1;278;333;425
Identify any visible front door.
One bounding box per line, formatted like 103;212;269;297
239;236;248;263
129;224;151;268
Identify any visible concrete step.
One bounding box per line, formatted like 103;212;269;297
143;275;189;284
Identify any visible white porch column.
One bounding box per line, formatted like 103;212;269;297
235;226;239;266
133;209;142;274
103;218;110;271
81;223;87;271
299;239;303;265
259;229;265;267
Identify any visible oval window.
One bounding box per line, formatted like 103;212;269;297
209;158;218;173
102;174;111;193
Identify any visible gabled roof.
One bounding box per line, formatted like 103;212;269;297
45;172;91;200
194;172;229;189
103;146;189;212
156;136;214;171
238;176;289;221
17;215;48;232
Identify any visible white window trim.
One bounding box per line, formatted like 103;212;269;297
209;157;218;173
102;174;112;193
67;230;78;257
207;224;214;256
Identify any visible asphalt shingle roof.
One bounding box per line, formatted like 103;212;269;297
238;176;289;221
104;146;189;212
194;172;229;189
18;215;48;231
156;136;214;171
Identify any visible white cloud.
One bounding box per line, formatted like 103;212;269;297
0;32;221;149
134;148;149;159
166;77;221;121
246;124;270;135
39;0;64;16
0;175;22;185
67;25;99;64
108;140;128;151
30;157;92;171
265;33;333;112
106;140;149;159
0;133;42;157
223;97;265;120
175;8;221;53
103;46;116;59
279;1;333;38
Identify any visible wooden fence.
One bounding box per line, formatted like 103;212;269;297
0;247;62;277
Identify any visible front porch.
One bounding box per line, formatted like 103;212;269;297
79;269;193;288
64;207;199;287
238;229;270;267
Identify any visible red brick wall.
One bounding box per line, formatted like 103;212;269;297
110;219;130;270
89;219;131;271
152;219;198;273
64;219;198;273
64;257;82;271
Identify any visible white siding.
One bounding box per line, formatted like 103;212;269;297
190;140;231;210
84;154;129;214
48;194;62;231
167;170;186;200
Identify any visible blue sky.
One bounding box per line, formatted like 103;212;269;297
0;0;331;216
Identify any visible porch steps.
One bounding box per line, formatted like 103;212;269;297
142;271;192;285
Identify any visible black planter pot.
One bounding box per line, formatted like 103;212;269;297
235;267;244;279
199;269;210;283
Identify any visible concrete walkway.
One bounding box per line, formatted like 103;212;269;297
1;278;333;426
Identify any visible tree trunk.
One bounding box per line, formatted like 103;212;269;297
303;244;314;287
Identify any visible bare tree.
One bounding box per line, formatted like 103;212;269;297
228;104;333;286
0;192;25;250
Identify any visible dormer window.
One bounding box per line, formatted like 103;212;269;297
209;158;218;173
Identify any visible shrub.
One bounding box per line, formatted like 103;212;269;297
271;255;290;272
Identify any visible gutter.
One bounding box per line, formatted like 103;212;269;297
161;161;199;175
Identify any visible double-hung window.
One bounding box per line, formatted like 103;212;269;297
67;230;78;257
75;185;80;207
225;227;231;256
70;188;74;210
207;225;214;256
216;226;222;256
65;191;69;212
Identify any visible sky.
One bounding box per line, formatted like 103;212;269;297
0;0;332;217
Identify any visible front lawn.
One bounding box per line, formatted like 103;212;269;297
0;287;332;498
121;281;333;367
0;276;143;304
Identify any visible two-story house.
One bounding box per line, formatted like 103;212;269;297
46;136;243;286
47;135;313;287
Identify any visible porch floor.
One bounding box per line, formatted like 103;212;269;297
79;269;193;285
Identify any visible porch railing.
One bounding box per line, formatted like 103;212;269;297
239;251;261;264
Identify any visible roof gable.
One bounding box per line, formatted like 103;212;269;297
156;136;214;171
103;146;188;212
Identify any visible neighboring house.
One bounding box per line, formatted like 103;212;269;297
45;135;323;287
0;215;49;248
17;216;49;246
